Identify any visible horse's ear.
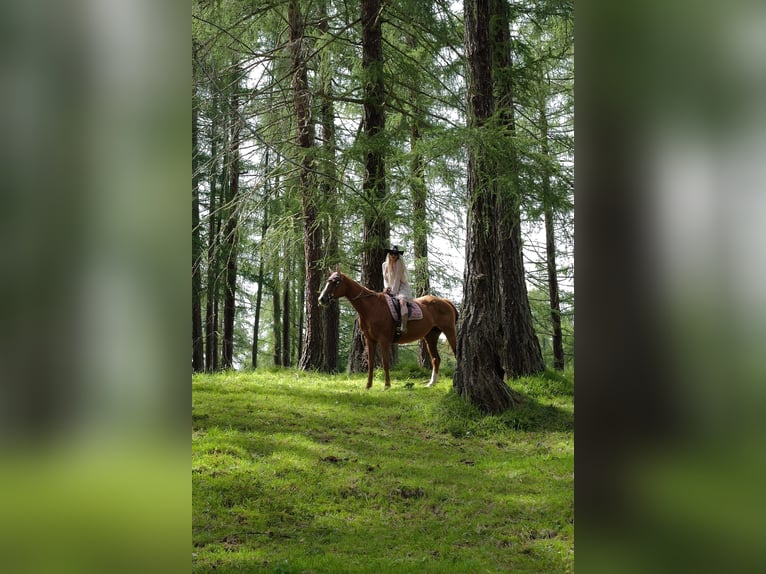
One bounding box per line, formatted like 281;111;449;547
335;264;340;272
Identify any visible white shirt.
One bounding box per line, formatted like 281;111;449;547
382;257;413;300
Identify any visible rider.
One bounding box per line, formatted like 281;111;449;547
382;245;413;335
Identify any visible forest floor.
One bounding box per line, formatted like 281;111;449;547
192;364;574;573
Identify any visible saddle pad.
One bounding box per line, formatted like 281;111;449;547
385;296;423;321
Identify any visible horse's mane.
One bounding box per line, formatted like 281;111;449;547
339;272;378;296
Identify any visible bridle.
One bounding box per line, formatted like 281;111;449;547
322;273;374;303
322;274;342;302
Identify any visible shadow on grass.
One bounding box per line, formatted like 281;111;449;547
432;384;574;437
193;367;573;438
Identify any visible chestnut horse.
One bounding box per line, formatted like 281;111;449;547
318;270;458;389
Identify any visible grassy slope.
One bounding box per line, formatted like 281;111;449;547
192;366;573;573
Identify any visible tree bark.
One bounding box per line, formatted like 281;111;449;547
205;99;222;373
411;148;430;371
545;204;565;370
538;92;565;370
318;1;340;374
298;269;305;362
221;69;241;370
273;270;282;366
282;271;291;367
453;0;517;414
252;201;269;369
192;48;205;372
286;0;324;372
348;0;389;373
406;32;432;369
491;0;544;377
490;0;545;377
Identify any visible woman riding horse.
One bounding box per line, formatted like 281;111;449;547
382;245;412;335
318;268;458;390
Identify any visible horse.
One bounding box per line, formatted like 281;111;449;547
318;269;458;390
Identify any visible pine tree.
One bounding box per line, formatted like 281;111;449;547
454;0;545;413
221;65;242;370
453;0;516;413
317;0;340;374
192;41;205;372
491;0;545;377
287;0;324;371
348;0;390;373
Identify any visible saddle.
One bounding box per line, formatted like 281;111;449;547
385;295;423;322
385;295;422;341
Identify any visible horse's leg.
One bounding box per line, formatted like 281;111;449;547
444;322;457;356
424;329;441;387
380;342;392;390
366;339;377;389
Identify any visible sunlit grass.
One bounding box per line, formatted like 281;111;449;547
193;367;574;573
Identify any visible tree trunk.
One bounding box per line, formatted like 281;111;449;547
252;201;269;369
298;270;305;362
347;317;368;373
205;109;221;373
407;34;431;369
348;0;389;373
318;1;340;374
453;0;517;414
252;258;265;370
491;0;544;377
495;209;544;377
322;290;340;374
192;212;204;373
539;94;565;370
192;51;205;372
287;0;324;372
221;70;241;370
545;204;565;370
282;270;291;367
273;270;282;366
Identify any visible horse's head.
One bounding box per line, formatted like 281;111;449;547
318;271;344;306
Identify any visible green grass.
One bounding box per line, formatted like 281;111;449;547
192;366;573;573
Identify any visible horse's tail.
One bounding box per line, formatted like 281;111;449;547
447;299;459;324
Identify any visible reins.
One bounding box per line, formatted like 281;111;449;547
348;288;375;301
325;273;375;303
345;277;376;301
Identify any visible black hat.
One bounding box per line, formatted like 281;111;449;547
386;245;405;256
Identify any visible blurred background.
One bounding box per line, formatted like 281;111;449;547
576;0;766;572
0;0;188;572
